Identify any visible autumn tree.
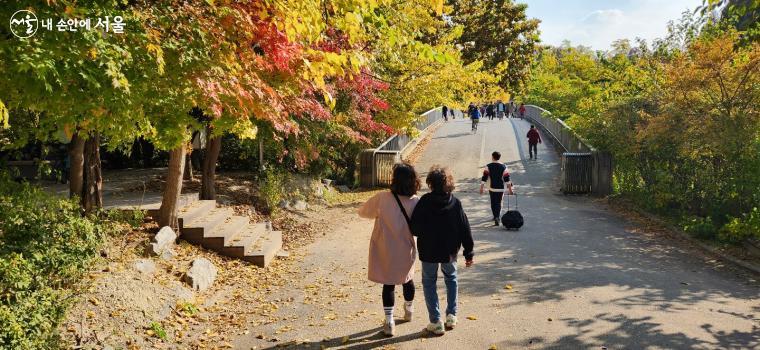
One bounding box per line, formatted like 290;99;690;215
448;0;541;94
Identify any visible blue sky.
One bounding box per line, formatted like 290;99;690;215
523;0;702;50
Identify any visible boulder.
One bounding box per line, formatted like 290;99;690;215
184;258;217;291
278;200;290;209
147;226;177;258
133;259;156;275
292;200;308;211
336;185;351;193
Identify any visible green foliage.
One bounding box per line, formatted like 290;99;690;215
148;321;167;340
259;169;286;213
527;11;760;243
105;208;145;229
719;208;760;243
449;0;541;94
0;173;111;349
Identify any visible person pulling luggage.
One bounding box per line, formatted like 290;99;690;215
479;151;514;226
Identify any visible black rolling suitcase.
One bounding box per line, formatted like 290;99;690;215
501;194;523;230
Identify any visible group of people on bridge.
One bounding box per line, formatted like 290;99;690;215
358;102;547;338
441;101;527;132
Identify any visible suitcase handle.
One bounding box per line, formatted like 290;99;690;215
505;193;517;210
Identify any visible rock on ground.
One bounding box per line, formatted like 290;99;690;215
184;257;218;291
133;259;156;275
147;226;177;259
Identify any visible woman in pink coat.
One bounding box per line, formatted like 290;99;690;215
358;163;420;337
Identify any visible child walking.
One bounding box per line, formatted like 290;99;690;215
358;163;420;337
410;165;474;335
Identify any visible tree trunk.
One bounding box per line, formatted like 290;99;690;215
200;128;222;200
184;153;194;180
81;132;103;213
158;145;187;229
68;132;85;199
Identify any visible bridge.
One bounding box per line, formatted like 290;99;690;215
291;108;760;349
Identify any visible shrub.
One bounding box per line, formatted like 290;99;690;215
718;208;760;243
0;173;111;349
259;168;286;213
683;216;717;240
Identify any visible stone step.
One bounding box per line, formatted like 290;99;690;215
242;230;283;267
181;207;234;243
196;215;250;251
217;223;268;259
178;200;217;229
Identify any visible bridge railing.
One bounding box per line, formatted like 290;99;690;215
524;105;613;196
359;107;462;187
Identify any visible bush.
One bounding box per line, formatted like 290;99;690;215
259;168;286;213
0;173;112;349
683;216;717;240
718;208;760;243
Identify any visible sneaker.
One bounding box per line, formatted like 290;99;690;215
445;314;458;329
494;218;500;226
383;320;395;337
426;321;445;335
403;304;413;322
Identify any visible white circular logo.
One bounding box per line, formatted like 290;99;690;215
9;10;38;38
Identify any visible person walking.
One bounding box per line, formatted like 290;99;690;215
442;105;449;122
450;108;455;120
410;165;474;336
519;103;526;120
496;100;505;120
358;163;421;337
509;101;516;118
468;103;481;132
527;125;542;160
480;151;514;226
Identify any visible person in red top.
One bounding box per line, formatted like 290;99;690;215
518;103;526;119
526;125;542;160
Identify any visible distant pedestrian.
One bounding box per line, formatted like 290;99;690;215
410;165;474;336
442;105;449;122
358;163;421;337
468;103;481;132
519;103;526;120
509;101;516;118
496;100;505;120
527;125;542;159
480;151;514;226
450;108;455;119
486;104;495;120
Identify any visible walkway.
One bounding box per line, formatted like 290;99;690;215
234;117;759;349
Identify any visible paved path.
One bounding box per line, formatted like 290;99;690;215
236;118;759;349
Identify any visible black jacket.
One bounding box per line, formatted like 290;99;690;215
410;192;474;263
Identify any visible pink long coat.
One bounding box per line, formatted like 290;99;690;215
358;191;419;285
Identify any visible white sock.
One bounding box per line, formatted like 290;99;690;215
383;306;394;323
404;301;413;312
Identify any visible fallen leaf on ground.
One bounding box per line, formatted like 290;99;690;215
466;316;477;320
504;285;513;290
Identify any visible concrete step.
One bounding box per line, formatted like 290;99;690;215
181;207;234;244
198;215;250;250
218;223;267;259
178;200;217;229
243;230;282;267
144;195;203;220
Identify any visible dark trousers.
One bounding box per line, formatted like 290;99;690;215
382;281;415;307
529;142;538;159
489;191;504;219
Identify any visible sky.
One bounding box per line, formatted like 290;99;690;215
523;0;703;51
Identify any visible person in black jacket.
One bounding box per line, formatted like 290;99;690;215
410;165;474;336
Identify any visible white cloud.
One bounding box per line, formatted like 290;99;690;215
535;0;699;50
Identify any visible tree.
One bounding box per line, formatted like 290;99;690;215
448;0;541;94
